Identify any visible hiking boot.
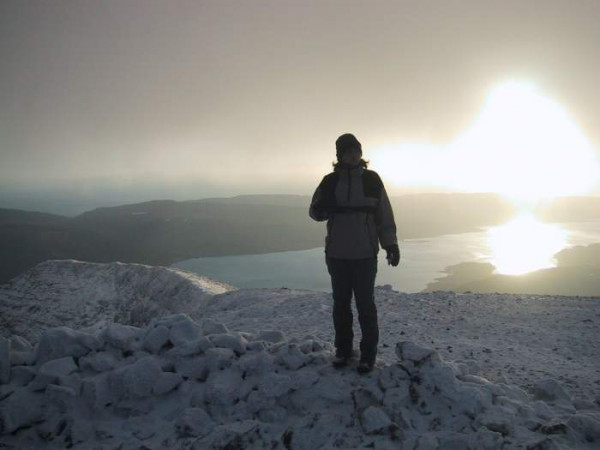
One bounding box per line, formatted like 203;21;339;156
356;360;375;374
332;351;353;368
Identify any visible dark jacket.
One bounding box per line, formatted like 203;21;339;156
309;164;398;259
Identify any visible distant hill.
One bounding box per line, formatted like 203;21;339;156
2;192;598;284
536;196;600;222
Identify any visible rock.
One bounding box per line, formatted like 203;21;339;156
1;384;16;401
524;437;567;450
246;341;266;352
573;396;597;411
99;323;144;352
169;316;202;346
459;374;493;385
289;368;320;390
414;434;439;450
79;351;119;373
438;434;473;449
29;371;59;391
476;407;515;437
165;336;213;358
474;428;504;450
109;355;163;400
532;400;555;420
201;318;229;335
175;407;215;437
45;384;76;413
207;332;247;355
279;413;351;449
257;372;293;398
447;361;470;377
256;330;285;343
9;335;32;352
238;352;274;376
395;341;435;363
538;418;567;435
82;373;115;410
258;405;287;423
204;347;235;371
274;344;306;370
299;339;317;354
531;379;572;405
454;385;492;417
59;372;83;395
174;357;210;381
360;406;394;435
566;414;600;442
200;420;261;449
382;386;411;413
378;364;410;390
36;327;100;364
153;372;183;395
143;325;170;353
205;369;245;408
10;350;35;366
9;365;36;386
352;388;381;415
36;415;67;441
0;388;43;433
38;356;78;378
68;416;95;444
0;337;10;384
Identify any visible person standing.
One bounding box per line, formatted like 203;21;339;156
309;133;400;374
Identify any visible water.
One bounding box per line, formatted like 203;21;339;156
171;221;600;293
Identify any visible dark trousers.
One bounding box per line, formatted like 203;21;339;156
325;255;379;363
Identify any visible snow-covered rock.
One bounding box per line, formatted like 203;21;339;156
1;262;600;449
35;327;101;364
532;378;573;405
0;338;9;384
0;259;236;343
0;314;598;448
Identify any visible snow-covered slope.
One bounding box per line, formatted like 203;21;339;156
0;260;236;343
200;287;600;404
1;314;599;449
0;260;599;448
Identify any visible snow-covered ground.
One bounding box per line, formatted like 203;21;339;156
1;260;599;448
0;259;235;343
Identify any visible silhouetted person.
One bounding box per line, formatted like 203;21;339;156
309;133;400;374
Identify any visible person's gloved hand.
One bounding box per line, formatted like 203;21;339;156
384;244;400;266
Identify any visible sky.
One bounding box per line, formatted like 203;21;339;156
1;0;600;215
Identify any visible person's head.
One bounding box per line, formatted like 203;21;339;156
333;133;369;169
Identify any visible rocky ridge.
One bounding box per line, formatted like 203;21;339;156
1;314;599;449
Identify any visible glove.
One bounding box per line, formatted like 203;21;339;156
384;244;400;267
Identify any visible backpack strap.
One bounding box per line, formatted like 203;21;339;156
361;170;383;200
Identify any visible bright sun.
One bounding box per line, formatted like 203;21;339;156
371;81;600;204
370;81;600;275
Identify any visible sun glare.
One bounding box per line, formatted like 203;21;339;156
371;81;600;203
486;212;569;275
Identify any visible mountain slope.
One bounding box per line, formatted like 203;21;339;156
0;260;235;343
0;260;599;448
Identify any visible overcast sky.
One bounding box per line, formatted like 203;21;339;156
1;0;600;214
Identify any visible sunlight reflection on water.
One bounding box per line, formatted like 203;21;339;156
485;213;569;275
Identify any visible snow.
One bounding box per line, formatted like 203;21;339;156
0;259;599;448
0;259;235;343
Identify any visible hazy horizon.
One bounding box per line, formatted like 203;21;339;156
0;178;494;216
2;0;600;210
